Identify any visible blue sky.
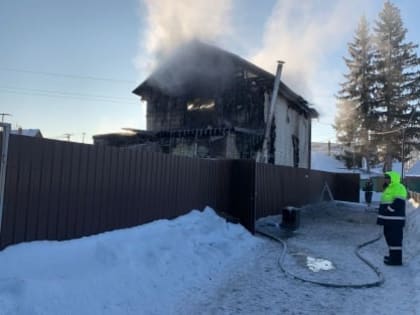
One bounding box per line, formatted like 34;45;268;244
1;0;419;143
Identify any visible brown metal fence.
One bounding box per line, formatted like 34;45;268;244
0;134;359;250
254;164;359;219
0;135;232;249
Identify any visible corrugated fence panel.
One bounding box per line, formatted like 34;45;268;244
198;158;207;209
1;135;20;248
57;142;73;240
140;150;154;223
74;143;90;238
189;158;200;211
0;135;360;250
145;151;158;222
162;153;173;219
282;167;299;206
177;155;189;212
121;148;133;228
256;163;286;219
255;163;268;219
66;142;82;239
135;150;147;224
174;155;187;216
90;144;102;235
215;161;223;207
208;160;218;209
25;137;44;242
36;138;54;241
118;148;131;229
308;170;328;203
167;155;180;218
255;165;359;220
111;147;123;230
125;149;138;228
46;140;62;239
154;152;166;221
100;146;113;231
99;145;112;232
13;136;32;244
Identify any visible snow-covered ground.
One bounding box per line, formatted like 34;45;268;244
311;151;356;174
1;151;419;314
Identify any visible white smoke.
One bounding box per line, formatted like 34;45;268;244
134;0;377;127
136;0;233;72
251;0;375;99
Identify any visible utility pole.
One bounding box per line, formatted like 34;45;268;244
63;133;73;142
82;132;86;144
0;113;11;123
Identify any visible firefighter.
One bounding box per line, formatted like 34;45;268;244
363;178;374;207
377;171;407;266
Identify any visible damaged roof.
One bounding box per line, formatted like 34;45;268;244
133;40;318;118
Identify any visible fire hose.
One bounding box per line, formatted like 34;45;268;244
257;228;385;289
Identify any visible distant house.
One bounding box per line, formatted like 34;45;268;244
94;41;318;168
11;128;43;138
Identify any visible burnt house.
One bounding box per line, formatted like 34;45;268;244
94;41;318;167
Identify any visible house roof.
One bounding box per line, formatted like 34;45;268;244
133;41;318;118
11;129;43;137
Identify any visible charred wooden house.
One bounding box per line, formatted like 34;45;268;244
94;41;318;167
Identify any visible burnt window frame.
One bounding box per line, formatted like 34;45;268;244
292;135;299;168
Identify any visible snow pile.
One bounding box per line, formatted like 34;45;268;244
0;207;260;315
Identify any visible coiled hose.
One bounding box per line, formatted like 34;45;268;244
257;228;385;289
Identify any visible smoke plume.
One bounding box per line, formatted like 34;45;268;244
251;0;373;100
136;0;233;71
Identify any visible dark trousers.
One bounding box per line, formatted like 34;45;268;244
384;225;403;263
365;191;373;204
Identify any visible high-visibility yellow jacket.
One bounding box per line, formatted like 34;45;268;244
377;171;407;227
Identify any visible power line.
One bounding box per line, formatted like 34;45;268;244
0;88;138;105
0;67;136;84
0;85;136;101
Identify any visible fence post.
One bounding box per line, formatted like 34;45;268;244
229;159;256;233
0;123;11;233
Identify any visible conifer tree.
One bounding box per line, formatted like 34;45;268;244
335;16;375;170
371;1;420;171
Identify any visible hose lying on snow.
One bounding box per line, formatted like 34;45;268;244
257;227;385;289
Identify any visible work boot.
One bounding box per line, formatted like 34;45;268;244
384;259;402;266
384;250;402;266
